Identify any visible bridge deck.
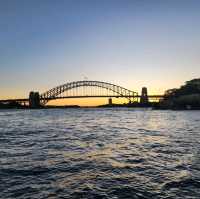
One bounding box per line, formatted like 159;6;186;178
0;95;164;103
41;95;164;99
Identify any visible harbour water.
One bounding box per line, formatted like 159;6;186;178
0;108;200;199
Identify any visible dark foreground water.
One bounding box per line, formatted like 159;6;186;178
0;108;200;199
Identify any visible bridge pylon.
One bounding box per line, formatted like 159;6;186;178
140;87;149;104
29;91;40;108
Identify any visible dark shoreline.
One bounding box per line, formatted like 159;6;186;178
0;105;200;110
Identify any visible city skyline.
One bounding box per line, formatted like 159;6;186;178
1;0;200;105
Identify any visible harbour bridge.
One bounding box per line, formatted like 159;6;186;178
0;80;164;108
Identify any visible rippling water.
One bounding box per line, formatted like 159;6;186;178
0;108;200;199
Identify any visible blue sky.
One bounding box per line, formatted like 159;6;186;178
1;0;200;99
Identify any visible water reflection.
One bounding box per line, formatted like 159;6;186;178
0;109;200;198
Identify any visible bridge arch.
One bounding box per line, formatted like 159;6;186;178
40;81;138;105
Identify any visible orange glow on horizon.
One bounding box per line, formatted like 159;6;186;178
47;98;130;106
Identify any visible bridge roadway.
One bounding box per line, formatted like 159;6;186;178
0;95;164;103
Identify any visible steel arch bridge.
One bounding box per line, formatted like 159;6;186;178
40;80;138;105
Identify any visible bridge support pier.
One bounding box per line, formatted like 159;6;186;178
29;91;40;108
108;98;112;105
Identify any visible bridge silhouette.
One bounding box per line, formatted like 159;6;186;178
0;80;164;108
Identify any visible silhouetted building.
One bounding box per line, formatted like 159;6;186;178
140;87;149;104
29;91;40;108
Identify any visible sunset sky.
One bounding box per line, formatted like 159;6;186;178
1;0;200;105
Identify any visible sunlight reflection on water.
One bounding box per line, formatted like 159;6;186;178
0;108;200;198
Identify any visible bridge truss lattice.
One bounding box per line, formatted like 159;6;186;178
40;80;138;105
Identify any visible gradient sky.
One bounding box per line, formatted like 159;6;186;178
1;0;200;105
